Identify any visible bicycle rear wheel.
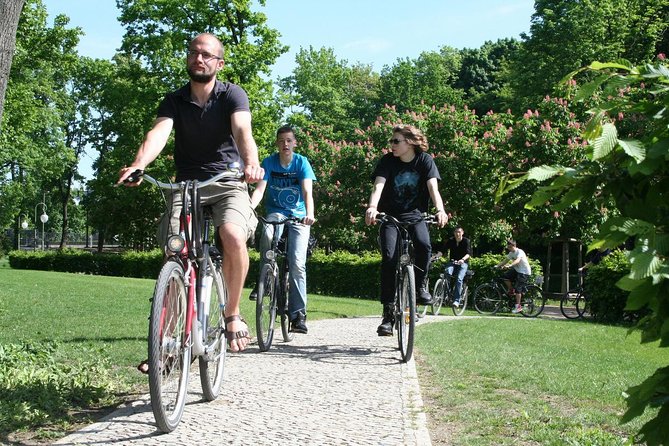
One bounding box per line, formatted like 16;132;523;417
199;256;227;400
560;288;582;319
431;278;445;315
148;259;191;433
280;267;294;342
397;265;416;362
256;263;277;352
521;285;545;317
473;283;502;315
452;284;468;316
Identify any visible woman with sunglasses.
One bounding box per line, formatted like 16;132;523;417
365;124;448;336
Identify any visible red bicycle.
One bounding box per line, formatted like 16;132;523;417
125;168;241;432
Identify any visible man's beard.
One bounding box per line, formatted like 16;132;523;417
188;67;216;83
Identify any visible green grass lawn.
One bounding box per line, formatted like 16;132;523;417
415;317;669;445
1;265;667;445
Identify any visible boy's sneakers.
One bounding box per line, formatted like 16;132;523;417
377;304;394;336
249;285;258;301
511;304;523;314
452;300;461;308
416;288;433;305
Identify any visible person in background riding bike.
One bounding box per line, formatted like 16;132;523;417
433;226;472;308
578;247;611;273
117;33;263;353
495;239;532;314
365;124;448;337
250;125;316;334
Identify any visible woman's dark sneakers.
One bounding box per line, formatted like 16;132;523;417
290;312;308;334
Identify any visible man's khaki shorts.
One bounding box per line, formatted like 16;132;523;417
159;181;258;246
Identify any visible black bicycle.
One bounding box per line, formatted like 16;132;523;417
255;216;300;351
376;213;437;362
473;275;545;317
420;255;474;317
560;272;587;319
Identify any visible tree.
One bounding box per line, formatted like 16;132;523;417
498;59;669;444
508;0;668;111
378;46;464;113
279;46;379;139
0;0;24;127
0;0;82;248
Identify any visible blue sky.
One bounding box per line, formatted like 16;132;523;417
43;0;535;78
41;0;535;179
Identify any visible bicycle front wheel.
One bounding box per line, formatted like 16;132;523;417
148;259;191;433
280;267;294;342
521;285;546;317
397;265;416;362
560;288;582;319
199;256;227;401
575;292;589;318
453;284;468;316
431;278;445;315
256;263;277;352
473;283;502;315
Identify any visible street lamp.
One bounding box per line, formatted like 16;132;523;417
17;214;28;250
34;197;48;251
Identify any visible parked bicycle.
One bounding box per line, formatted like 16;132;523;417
124;169;239;432
419;254;474;317
376;213;437;362
255;216;300;352
473;275;545;317
560;271;588;319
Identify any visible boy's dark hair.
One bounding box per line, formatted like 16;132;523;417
276;125;295;138
506;239;517;247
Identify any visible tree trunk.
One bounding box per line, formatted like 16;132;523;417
0;0;25;127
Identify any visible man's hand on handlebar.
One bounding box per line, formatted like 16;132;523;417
244;163;264;184
117;166;145;187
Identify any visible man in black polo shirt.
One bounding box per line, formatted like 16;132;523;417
433;226;472;307
118;32;263;353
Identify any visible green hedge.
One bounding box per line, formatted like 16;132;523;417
583;250;642;325
8;249;163;279
9;249;545;301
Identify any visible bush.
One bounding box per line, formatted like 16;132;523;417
8;249;163;278
583;250;640;325
0;341;117;434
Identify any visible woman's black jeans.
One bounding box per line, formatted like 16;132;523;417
379;220;431;305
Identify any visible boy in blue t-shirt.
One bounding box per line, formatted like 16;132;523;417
250;125;316;333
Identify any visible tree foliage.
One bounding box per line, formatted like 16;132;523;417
499;59;669;445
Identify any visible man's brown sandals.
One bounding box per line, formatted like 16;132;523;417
224;315;251;350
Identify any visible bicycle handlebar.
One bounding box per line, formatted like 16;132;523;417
258;216;302;226
375;212;439;226
123;169;244;190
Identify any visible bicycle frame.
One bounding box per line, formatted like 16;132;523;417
140;171;241;356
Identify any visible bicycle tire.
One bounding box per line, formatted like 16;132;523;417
199;256;227;401
397;265;416;362
575;291;589;318
560;288;582;319
256;263;277;352
521;285;545;317
280;267;294;342
431;278;445;315
473;283;502;315
148;259;191;433
453;284;468;316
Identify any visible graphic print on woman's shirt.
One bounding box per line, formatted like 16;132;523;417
393;170;420;212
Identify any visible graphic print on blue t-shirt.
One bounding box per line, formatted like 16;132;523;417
270;171;300;208
393;170;420;212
